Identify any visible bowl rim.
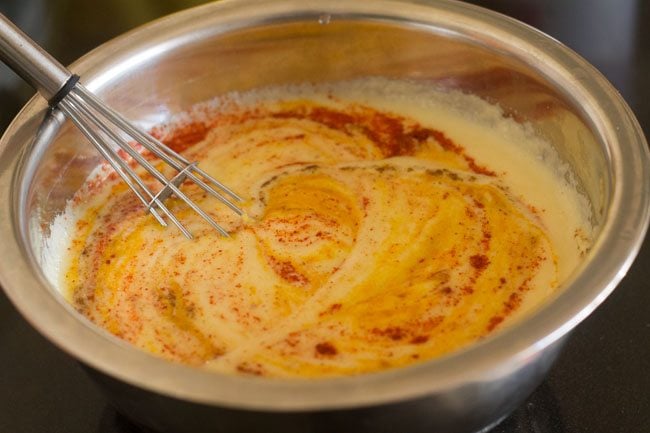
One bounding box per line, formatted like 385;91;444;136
0;0;648;411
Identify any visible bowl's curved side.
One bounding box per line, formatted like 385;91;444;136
84;337;567;433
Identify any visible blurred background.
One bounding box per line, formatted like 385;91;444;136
0;1;648;432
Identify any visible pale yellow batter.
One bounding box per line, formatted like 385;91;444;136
56;79;591;377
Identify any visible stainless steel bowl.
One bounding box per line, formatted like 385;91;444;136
0;1;648;432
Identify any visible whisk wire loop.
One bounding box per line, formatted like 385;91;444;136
77;86;244;209
59;101;167;226
59;97;194;238
0;13;242;238
58;84;242;239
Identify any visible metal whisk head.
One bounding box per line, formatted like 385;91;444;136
59;80;244;239
0;14;243;239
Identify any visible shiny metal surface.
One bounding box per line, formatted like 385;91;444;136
0;13;70;100
0;11;243;239
0;1;648;432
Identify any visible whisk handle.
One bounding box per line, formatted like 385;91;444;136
0;13;73;102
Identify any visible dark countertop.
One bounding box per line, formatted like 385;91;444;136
0;1;648;432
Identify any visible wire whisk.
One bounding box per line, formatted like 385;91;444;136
0;13;243;239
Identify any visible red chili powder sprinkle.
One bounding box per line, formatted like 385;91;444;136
236;362;264;376
267;257;309;286
487;316;504;332
318;303;343;317
271;105;495;176
315;342;338;356
410;335;430;345
503;292;522;314
328;303;342;313
372;327;406;341
469;254;490;270
153;121;210;153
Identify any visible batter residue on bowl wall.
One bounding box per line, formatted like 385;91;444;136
47;78;592;377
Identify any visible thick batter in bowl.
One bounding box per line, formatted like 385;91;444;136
0;1;647;432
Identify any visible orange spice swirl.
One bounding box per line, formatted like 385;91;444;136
63;98;558;377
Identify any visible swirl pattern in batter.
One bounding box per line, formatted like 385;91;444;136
60;82;590;377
